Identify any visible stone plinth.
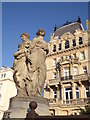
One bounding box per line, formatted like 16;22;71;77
4;96;50;118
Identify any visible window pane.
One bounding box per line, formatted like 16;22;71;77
53;73;56;79
81;52;85;60
53;45;56;52
65;41;69;49
58;43;61;51
73;54;76;59
53;59;56;66
66;92;68;99
79;37;83;45
83;67;87;74
74;67;78;75
73;39;76;47
70;91;72;99
76;92;79;98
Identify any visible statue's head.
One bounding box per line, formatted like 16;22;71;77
36;29;45;37
21;32;30;41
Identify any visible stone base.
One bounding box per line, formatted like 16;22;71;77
5;96;50;118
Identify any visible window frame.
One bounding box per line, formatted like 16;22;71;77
81;52;85;60
65;40;69;49
79;37;83;45
72;39;76;47
58;43;61;51
53;45;56;52
53;90;57;98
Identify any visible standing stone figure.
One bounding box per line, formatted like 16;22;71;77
13;29;48;97
13;32;31;96
26;29;48;96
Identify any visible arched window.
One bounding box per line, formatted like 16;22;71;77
79;37;83;45
58;43;61;51
65;40;69;49
72;39;76;47
53;45;56;52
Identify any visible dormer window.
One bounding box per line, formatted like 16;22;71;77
72;39;76;47
65;40;69;49
53;45;56;52
79;37;83;45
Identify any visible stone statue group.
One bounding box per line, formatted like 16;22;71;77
13;29;48;97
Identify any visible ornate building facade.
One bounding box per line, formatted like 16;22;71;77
44;19;90;115
0;67;17;119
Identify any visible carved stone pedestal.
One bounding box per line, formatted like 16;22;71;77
4;96;50;118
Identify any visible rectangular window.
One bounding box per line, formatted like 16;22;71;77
64;67;70;78
58;43;61;51
76;87;79;98
4;73;6;77
66;56;70;60
74;67;78;75
1;74;3;78
85;87;89;98
65;41;69;49
82;67;87;74
72;39;76;47
53;58;56;66
81;52;85;60
79;37;83;45
53;73;56;79
65;87;72;100
73;53;76;59
53;90;57;98
53;45;56;52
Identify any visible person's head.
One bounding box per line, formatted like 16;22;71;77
36;29;45;37
21;32;30;41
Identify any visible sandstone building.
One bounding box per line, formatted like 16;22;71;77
44;18;90;115
0;67;17;119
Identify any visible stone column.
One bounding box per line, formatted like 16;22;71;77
70;63;73;77
72;82;76;99
49;88;54;99
80;83;86;98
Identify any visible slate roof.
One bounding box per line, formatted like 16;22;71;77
54;22;83;38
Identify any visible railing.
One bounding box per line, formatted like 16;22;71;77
61;75;72;81
49;98;90;107
63;98;90;105
73;73;90;80
49;74;90;84
49;79;60;85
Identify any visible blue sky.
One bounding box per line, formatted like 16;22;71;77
2;2;88;68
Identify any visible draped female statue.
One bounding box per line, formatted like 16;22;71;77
13;32;31;96
13;29;48;97
26;29;48;96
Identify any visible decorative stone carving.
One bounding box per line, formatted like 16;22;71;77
26;29;48;96
13;29;48;97
13;32;31;96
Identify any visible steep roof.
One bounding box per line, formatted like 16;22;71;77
54;22;84;38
